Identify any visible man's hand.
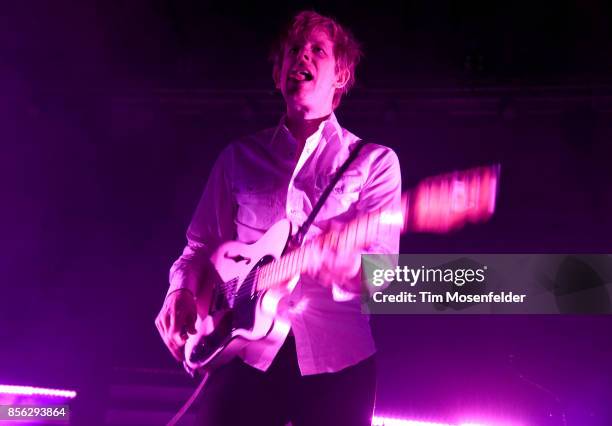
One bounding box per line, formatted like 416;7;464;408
304;223;362;292
155;289;197;362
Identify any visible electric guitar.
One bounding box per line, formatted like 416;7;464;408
182;164;500;375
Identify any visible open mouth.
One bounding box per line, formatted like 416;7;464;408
289;70;314;82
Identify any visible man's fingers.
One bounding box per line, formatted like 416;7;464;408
156;314;183;362
167;314;186;360
186;313;197;335
168;313;180;340
155;294;198;363
166;338;184;362
170;311;192;347
162;321;184;362
155;316;163;334
170;333;187;356
155;313;169;342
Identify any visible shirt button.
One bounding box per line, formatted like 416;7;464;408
288;301;296;307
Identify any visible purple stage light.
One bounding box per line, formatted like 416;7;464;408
372;416;519;426
0;384;77;399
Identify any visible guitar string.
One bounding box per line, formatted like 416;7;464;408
217;221;360;299
214;207;387;301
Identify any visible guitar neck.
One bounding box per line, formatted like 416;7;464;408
254;162;500;292
255;193;409;292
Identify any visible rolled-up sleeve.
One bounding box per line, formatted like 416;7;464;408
166;146;236;298
332;145;402;301
358;146;402;253
359;146;402;296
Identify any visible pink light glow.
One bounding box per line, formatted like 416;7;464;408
410;165;499;234
0;384;77;399
372;416;457;426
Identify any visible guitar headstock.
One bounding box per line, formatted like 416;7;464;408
403;164;500;234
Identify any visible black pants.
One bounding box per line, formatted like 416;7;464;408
196;336;376;426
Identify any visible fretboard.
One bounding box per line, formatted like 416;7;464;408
255;193;409;291
252;162;499;292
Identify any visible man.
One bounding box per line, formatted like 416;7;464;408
156;10;401;425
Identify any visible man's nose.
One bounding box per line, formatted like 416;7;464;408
297;46;311;62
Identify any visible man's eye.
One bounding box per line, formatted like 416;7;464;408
288;46;299;54
313;47;324;54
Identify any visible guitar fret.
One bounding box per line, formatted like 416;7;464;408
276;258;282;285
266;266;272;289
258;267;265;290
295;248;301;276
327;230;334;252
347;220;356;251
278;258;284;284
279;256;286;283
279;259;284;284
272;262;278;289
356;215;365;247
284;254;291;281
288;250;295;278
301;245;307;274
323;231;331;252
253;268;261;292
261;265;268;290
297;246;304;275
297;246;305;274
258;267;263;291
257;266;266;290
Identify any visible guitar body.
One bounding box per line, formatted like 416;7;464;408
183;219;294;375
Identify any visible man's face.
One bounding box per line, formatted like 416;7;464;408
277;28;345;114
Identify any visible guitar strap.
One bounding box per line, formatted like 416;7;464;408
289;139;369;249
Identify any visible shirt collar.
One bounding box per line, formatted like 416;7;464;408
269;112;343;149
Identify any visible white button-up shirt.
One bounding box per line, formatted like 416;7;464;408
168;113;401;375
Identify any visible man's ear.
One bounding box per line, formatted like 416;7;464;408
335;69;350;89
